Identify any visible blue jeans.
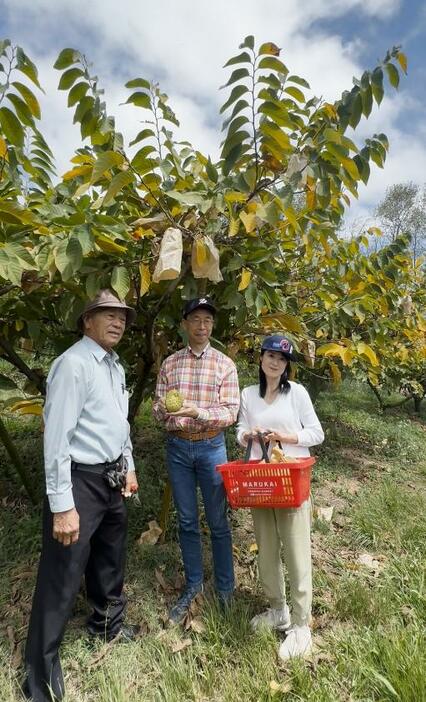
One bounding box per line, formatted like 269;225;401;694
166;432;234;594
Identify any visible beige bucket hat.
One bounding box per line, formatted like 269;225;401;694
77;289;136;330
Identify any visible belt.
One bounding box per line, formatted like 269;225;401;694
168;429;222;442
71;456;122;474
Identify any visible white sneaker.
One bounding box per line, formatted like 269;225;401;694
278;625;312;660
250;605;291;632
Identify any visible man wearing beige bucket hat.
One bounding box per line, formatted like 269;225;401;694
24;290;138;702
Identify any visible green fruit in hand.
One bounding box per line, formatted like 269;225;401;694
165;389;184;413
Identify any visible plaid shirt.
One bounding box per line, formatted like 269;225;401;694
153;344;240;431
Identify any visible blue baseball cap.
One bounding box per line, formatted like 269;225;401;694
261;334;297;361
183;297;216;318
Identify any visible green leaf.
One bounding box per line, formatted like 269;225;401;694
220;85;249;114
67;81;89;107
239;35;254;50
129;128;156;146
341;156;360;180
0;107;24;147
284;85;305;102
54;48;79;70
111;266;130;300
222;99;249;128
348;91;363;129
91;151;124;184
125;77;151;90
361;84;373;118
205;158;218;183
66;236;83;272
220;68;250;89
222;114;249;137
0;373;17;391
221;130;251;159
16;48;43;90
125;91;151;109
6;93;35;127
258;56;288;75
166;190;206;206
223;51;252;67
11;81;41;118
287;75;310;89
258;101;294;129
81;111;99;139
223;143;251;175
58;67;84;90
385;62;400;88
73;96;94;123
103;171;134;205
371;67;384;105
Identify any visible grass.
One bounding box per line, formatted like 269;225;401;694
0;380;425;701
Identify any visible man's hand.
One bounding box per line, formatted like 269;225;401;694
53;508;80;547
122;470;139;498
167;400;199;419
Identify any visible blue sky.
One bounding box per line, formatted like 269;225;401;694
1;0;425;232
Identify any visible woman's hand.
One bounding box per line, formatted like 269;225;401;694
242;427;267;442
264;430;298;444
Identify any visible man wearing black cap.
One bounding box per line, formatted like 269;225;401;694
24;290;139;702
153;297;239;623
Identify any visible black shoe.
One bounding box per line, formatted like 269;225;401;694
89;623;140;643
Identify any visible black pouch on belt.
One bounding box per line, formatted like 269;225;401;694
103;455;128;490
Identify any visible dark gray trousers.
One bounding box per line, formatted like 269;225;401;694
23;469;128;702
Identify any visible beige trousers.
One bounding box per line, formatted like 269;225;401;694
251;499;312;626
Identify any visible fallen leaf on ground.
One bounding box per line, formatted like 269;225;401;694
357;553;381;573
171;638;192;653
315;506;334;523
11;642;22;669
189;616;206;634
155;568;173;592
138;520;163;546
270;679;292;694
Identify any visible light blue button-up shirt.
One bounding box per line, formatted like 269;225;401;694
43;335;135;513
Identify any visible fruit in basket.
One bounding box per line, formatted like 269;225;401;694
165;389;184;413
270;445;291;463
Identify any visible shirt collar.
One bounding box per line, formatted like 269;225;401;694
82;335;119;364
187;342;210;359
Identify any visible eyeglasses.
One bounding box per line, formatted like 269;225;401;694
186;317;214;326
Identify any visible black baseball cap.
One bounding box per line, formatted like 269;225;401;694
261;334;297;361
183;297;216;319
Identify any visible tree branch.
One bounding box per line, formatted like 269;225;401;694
0;336;46;395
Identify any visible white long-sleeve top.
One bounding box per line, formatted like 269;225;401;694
236;382;324;460
43;335;134;513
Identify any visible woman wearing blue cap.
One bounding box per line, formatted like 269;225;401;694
236;334;324;659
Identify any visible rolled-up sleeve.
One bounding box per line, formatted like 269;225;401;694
44;356;87;512
197;363;240;428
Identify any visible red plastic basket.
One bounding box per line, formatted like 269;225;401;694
217;456;315;509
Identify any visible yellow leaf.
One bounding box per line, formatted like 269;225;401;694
238;268;251;291
194;239;207;266
367;226;383;237
139;263;151;296
317;342;353;366
249;543;258;553
228;218;239;236
341;157;360;180
10;400;43;416
357;342;379;366
329;362;341;384
15;320;24;331
397;51;408;74
0;136;8;158
224;191;247;203
262;312;303;334
62;164;92;181
240;211;257;233
95;234;128;254
306;189;316;210
284;206;299;230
